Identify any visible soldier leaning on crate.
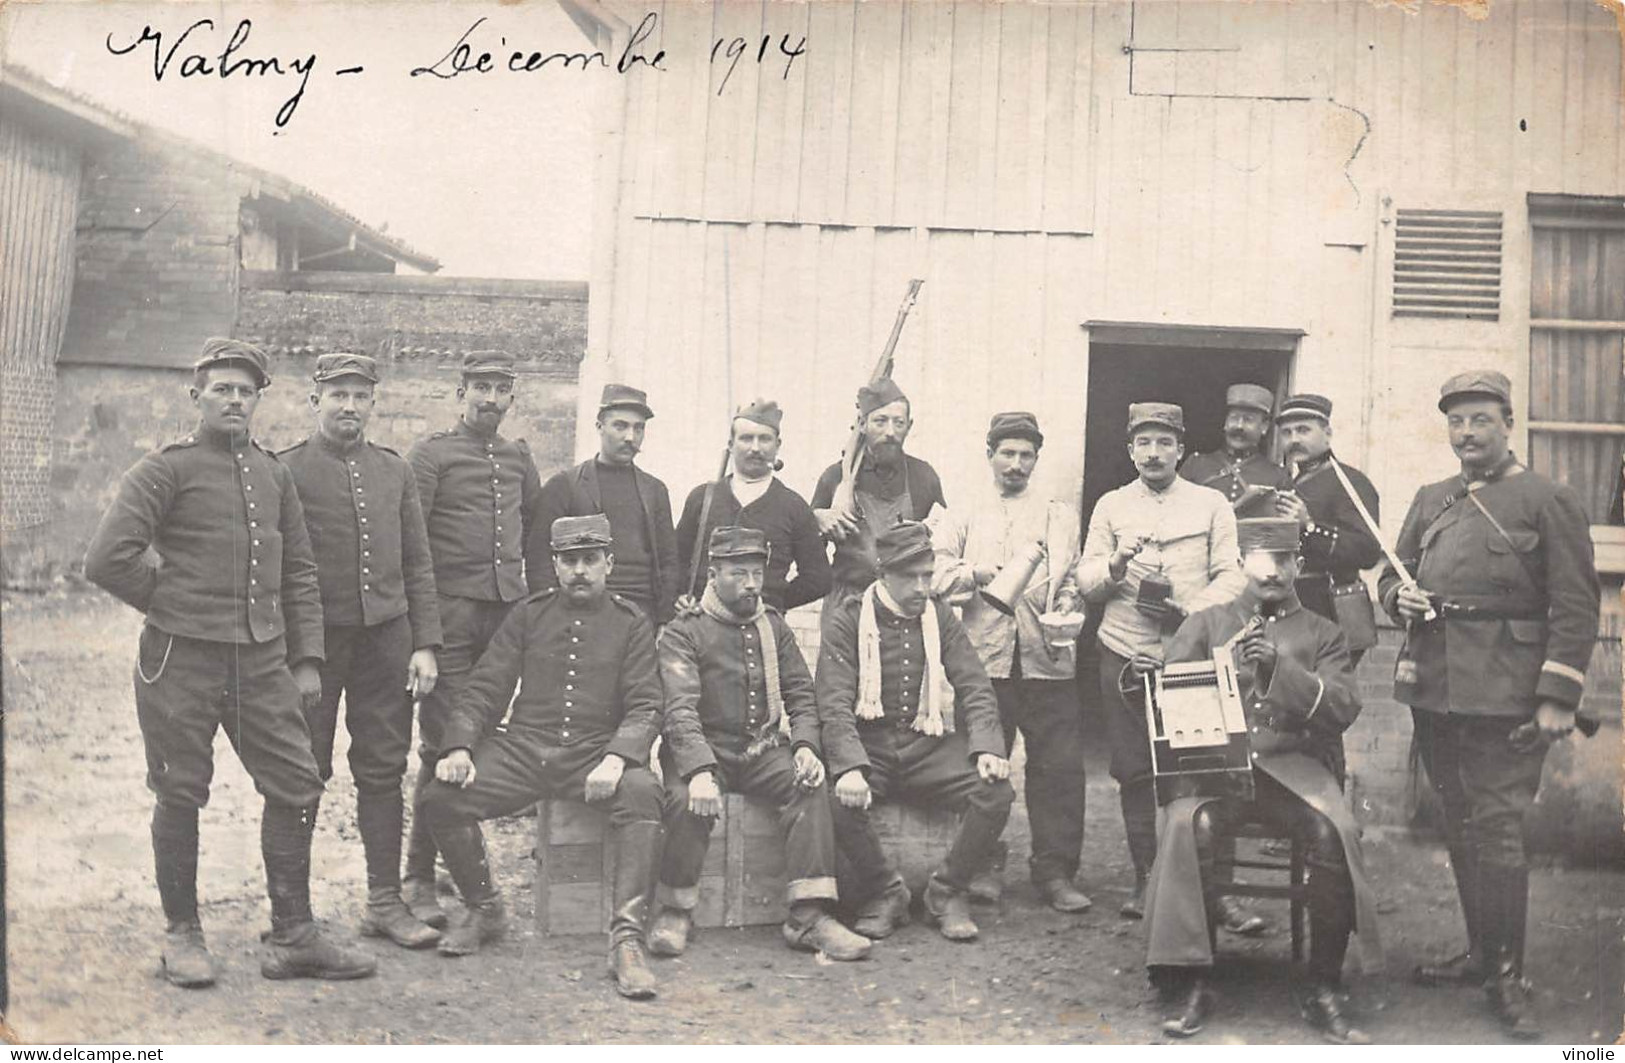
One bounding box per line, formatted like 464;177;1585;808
279;353;443;950
401;350;546;929
931;412;1091;914
1271;394;1383;667
421;514;668;999
1146;518;1384;1044
1178;383;1293;519
85;338;376;988
1380;370;1601;1040
533;384;681;625
816;521;1016;943
647;525;871;962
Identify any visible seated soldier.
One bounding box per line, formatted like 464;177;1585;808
816;521;1016;942
1143;517;1384;1043
648;526;870;962
420;515;667;1000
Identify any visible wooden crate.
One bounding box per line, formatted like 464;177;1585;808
532;795;961;936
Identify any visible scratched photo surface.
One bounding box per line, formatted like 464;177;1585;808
2;0;1622;1047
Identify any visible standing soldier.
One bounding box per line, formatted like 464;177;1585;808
1179;383;1292;518
402;350;545;929
1077;403;1245;920
85;338;376;986
280;353;443;949
810;379;947;635
932;412;1091;912
817;522;1016;943
421;515;667;999
648;526;870;961
1380;370;1600;1039
1273;394;1383;666
534;384;680;624
674;400;831;614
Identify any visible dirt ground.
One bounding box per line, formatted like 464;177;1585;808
3;591;1621;1045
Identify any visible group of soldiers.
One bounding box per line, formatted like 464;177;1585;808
85;339;1600;1043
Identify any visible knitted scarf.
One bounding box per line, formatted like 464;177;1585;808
699;583;784;759
855;581;955;736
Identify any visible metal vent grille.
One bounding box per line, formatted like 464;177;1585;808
1393;209;1502;320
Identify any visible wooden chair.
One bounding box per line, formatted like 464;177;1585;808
1208;820;1308;961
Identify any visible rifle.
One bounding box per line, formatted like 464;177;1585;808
829;278;925;519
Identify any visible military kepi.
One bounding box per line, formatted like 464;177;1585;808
708;525;770;560
599;383;655;420
462;350;518;378
874;520;933;570
312;352;379;383
1437;369;1512;412
1226;383;1275;416
1127;401;1185;436
987;411;1043;450
195;337;271;388
550;514;613;552
858;377;908;417
1277;393;1333;424
734;398;782;433
1237;517;1301;554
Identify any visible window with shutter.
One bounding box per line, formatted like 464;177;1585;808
1392;209;1502;320
1526;194;1625;574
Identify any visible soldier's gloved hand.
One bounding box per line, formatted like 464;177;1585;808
436;749;477;788
584;754;626;802
673;594;703;619
792;746;826;789
834;769;871;810
290;660;322;711
407;648;439;700
687;771;722;817
976;753;1011;784
1533;700;1577;745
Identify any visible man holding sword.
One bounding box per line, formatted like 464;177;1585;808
1380;370;1600;1039
647;526;870;961
280;353;443;949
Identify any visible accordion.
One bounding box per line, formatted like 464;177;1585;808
1142;652;1255;805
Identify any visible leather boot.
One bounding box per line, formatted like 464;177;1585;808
1299;981;1370;1045
260;801;377;981
1486;958;1543;1040
430;816;507;956
1039;878;1094;913
1120;873;1149;920
401;877;448;931
152;804;214;988
1121;794;1158;920
355;789;438;947
1414;842;1484;986
1480;862;1541;1040
439;897;509;957
783;902;870;961
401;760;445;929
647;907;693;958
607;820;662;1000
1161;973;1215;1038
852;875;912;939
1214;896;1268;936
967;840;1007;906
923;872;979;942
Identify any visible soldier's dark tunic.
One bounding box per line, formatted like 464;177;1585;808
532;458;681;623
816;596;1014;903
1142;594;1383;978
1378;456;1599;966
281;434;442;795
675;479;832;611
1179;450;1292;519
1290;453;1382;627
810;454;946;619
655;606;838;908
85;426;326;810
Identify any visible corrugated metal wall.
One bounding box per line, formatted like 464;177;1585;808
588;0;1624;522
1;114;81;532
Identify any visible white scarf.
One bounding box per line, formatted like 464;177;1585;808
855;581;955;736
